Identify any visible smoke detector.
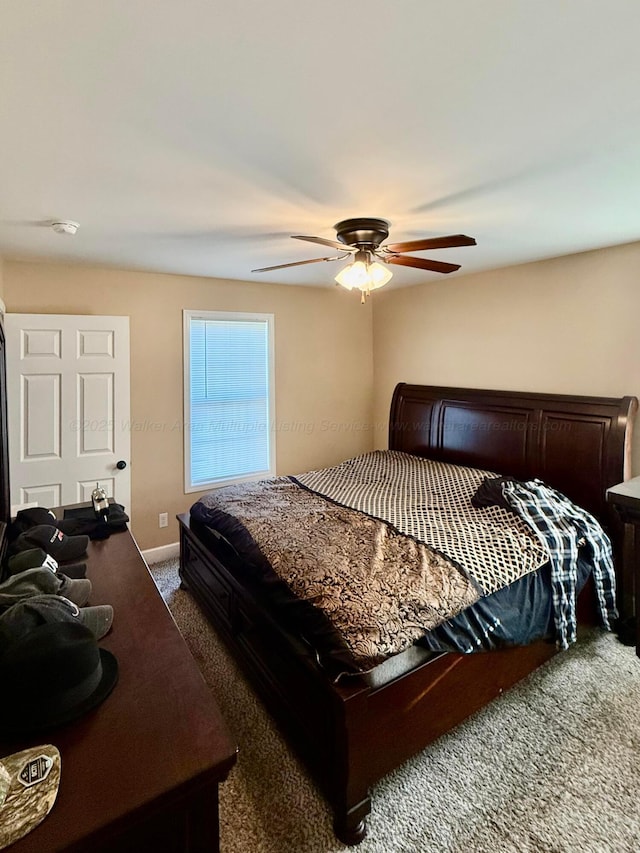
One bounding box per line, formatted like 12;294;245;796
50;220;79;235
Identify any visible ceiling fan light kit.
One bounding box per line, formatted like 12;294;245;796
334;249;394;303
252;217;476;302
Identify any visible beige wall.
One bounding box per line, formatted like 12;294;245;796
3;261;374;549
372;240;640;473
5;239;638;549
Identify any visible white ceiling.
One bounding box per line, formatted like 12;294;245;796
2;0;640;289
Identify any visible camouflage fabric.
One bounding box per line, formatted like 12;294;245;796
0;745;60;849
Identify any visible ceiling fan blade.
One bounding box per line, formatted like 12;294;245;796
383;255;461;274
292;235;357;253
383;234;476;254
252;255;348;273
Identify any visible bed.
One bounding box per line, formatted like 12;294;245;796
178;383;638;844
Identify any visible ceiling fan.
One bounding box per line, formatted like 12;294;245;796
252;217;477;301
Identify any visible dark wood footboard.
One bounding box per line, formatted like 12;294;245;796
179;513;560;844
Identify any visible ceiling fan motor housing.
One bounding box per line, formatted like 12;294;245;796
334;218;390;248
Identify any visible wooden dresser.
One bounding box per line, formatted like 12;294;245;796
0;523;237;852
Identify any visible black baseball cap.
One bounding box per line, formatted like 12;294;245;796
13;525;89;562
6;548;87;579
6;548;58;576
15;507;58;528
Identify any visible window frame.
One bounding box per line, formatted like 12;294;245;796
183;309;276;493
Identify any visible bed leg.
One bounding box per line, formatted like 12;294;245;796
333;817;367;846
333;796;370;846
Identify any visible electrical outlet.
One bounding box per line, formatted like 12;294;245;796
158;512;169;528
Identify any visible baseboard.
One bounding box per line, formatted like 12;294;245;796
142;541;180;565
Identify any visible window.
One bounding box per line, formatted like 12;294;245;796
183;310;275;492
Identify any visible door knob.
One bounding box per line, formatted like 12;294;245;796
116;460;127;470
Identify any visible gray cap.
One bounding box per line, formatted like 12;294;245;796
0;595;113;641
77;602;114;640
0;567;92;609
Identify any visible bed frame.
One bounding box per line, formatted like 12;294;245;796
178;383;638;844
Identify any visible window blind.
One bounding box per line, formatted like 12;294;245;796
185;313;274;490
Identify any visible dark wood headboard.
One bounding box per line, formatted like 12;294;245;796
389;383;638;522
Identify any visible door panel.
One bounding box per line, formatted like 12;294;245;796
79;373;114;454
6;314;131;514
23;373;61;459
20;483;61;508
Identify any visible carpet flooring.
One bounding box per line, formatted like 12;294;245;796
151;558;640;853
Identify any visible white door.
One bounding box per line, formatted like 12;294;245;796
5;314;131;514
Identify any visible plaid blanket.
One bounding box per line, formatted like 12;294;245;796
500;479;617;649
